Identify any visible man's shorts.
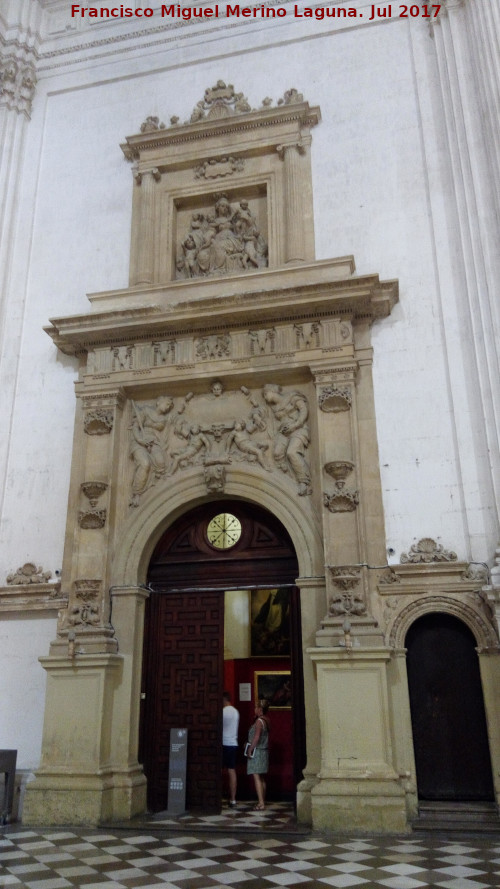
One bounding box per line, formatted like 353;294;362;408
222;745;237;768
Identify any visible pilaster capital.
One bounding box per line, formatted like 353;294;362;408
276;140;308;160
80;389;126;434
0;52;37;118
133;166;162;185
312;364;358;386
80;388;126;412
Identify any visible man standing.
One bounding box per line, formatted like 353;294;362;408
222;691;239;807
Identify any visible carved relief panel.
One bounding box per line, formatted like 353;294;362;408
128;380;313;506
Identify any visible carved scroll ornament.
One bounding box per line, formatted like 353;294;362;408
78;509;107;529
400;538;457;563
138;82;307;131
129;381;312;505
84;408;114;435
6;563;52;585
194;156;245;179
69;579;101;627
329;592;366;617
323;483;359;512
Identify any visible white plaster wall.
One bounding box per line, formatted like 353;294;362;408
0;615;56;768
0;11;497;604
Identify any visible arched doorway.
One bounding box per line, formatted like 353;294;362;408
139;499;304;813
406;613;494;801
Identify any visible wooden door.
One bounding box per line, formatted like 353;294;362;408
141;590;224;812
406;613;494;801
140;500;303;813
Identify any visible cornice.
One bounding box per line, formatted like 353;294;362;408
44;260;398;354
377;560;489;595
121;102;321;160
0;582;67;614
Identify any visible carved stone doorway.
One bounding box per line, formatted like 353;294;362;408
139;500;304;814
406;613;494;802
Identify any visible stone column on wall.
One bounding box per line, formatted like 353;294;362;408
132;167;161;285
277;141;309;263
431;0;500;538
0;43;37;511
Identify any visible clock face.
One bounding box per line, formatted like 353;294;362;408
207;513;242;550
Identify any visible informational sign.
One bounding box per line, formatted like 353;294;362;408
239;682;251;702
166;728;188;815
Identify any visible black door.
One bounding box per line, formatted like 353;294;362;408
406;613;494;801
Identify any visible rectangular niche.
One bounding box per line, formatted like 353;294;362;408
170;184;269;283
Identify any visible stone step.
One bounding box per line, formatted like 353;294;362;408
412;801;500;833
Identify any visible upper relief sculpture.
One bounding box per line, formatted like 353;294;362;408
176;194;268;280
128;381;312;504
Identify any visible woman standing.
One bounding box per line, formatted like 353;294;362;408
246;699;270;810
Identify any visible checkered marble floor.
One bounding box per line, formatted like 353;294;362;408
130;801;304;834
3;816;500;889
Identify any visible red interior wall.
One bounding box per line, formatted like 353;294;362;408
224;657;294;799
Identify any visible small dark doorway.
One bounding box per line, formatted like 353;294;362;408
139;500;304;813
406;612;494;801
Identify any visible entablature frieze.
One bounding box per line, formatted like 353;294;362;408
79;319;357;384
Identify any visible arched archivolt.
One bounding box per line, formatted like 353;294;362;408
389;595;499;651
111;466;324;587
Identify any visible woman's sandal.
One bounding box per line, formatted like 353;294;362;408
253;804;265;810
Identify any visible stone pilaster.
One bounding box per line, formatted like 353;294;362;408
277;141;308;263
52;388;126;656
132;167;161;285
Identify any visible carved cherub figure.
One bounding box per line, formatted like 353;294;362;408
169;424;209;473
226;420;269;469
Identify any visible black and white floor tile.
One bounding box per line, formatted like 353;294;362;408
2;803;500;889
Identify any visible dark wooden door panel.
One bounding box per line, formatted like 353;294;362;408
406;613;494;801
144;591;224;812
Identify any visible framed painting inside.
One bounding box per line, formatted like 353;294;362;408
254;671;292;709
250;587;291;656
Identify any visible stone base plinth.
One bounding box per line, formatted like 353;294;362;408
22;769;147;826
311;777;409;834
